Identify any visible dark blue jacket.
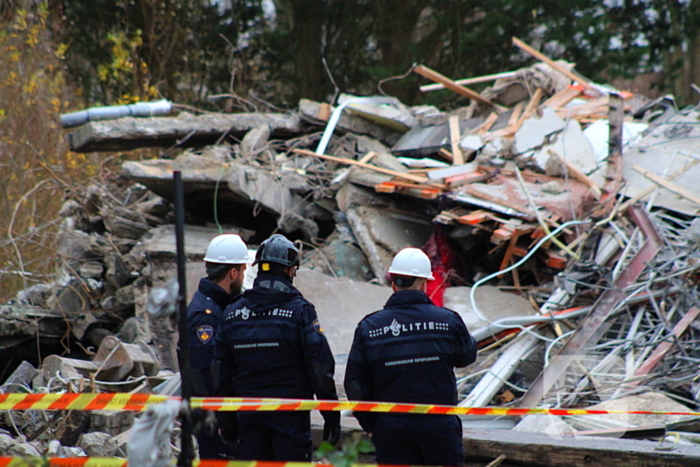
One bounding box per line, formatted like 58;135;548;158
185;278;233;396
344;290;477;432
213;273;338;403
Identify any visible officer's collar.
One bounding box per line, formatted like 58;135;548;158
253;273;296;293
199;278;232;307
385;289;433;307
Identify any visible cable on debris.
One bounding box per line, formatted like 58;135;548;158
377;63;417;96
469;219;590;342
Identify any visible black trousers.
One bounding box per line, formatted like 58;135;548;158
372;422;465;466
238;412;313;461
196;426;237;460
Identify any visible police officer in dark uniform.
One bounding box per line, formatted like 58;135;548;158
344;247;477;466
212;234;341;461
184;233;249;459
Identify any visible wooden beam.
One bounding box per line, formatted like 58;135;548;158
461;427;700;467
548;149;602;199
464;185;537;219
293;148;447;189
419;70;518;92
512;37;599;95
313;425;700;467
475;112;500;136
520;88;544;122
632;164;700;206
413;65;506;110
507;103;524;127
542;86;583;109
483;89;543;141
330;151;377;187
616;158;700;212
449;115;465;165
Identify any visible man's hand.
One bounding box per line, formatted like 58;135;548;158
322;411;341;445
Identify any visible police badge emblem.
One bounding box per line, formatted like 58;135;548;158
197;325;214;344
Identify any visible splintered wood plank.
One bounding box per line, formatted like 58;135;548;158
487;88;544;140
542;249;567;269
632;164;700;206
542;86;583;109
507;103;524;126
549;149;602;199
518;88;544;123
374;182;396;193
474;112;500;135
498;230;522;274
420;70;518;92
449;115;465;165
293;148;447;189
456;210;491;225
413;65;505;110
445;169;494;187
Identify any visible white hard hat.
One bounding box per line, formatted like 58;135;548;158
203;234;249;264
388;247;435;280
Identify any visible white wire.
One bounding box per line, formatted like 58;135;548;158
469;219;589;342
544;330;575;367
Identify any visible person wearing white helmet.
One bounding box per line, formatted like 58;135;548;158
183;233;248;459
344;247;476;466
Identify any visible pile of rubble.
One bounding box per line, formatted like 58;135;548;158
3;38;700;464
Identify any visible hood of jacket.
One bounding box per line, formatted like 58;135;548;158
240;273;302;312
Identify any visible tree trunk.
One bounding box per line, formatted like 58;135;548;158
290;0;326;101
373;0;430;102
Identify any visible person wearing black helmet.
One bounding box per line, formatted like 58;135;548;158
212;234;341;461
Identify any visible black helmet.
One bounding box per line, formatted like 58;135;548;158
253;234;299;267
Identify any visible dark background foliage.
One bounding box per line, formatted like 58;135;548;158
42;0;700;109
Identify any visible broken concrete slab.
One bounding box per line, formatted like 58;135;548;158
141;224;255;261
482;62;574;106
443;285;538;332
335;183;391;212
303;230;373;282
78;432;119;457
299;99;402;146
620;110;700;216
340;94;416;132
123;153;316;236
460;134;484;152
514;107;566;155
347;169;394;188
532;119;598;177
565;392;699;432
583;119;648;164
68;112;302;152
1;361;37;393
240;125;271;159
390;123;451;158
0;305;70;351
453;169;595;222
345;206;433;281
